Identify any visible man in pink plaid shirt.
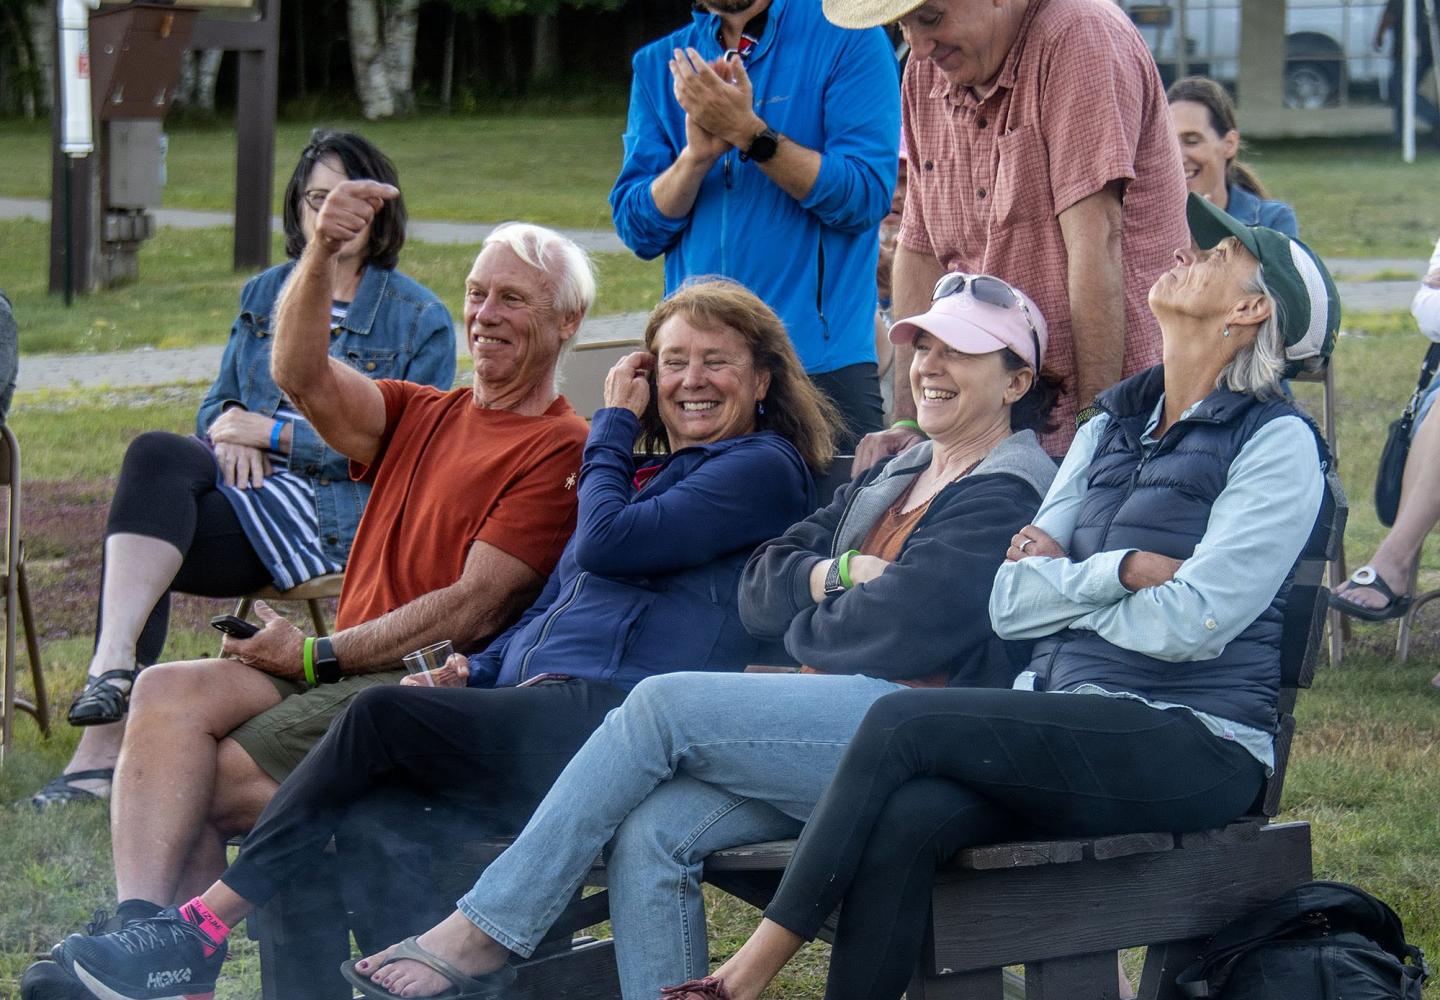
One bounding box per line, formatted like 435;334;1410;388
838;0;1188;460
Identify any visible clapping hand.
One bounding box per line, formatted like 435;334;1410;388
670;47;761;150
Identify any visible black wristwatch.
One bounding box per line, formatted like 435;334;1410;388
823;559;848;597
740;126;781;164
312;636;343;684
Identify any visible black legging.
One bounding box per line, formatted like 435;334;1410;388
100;431;270;666
221;679;628;912
762;687;1266;1000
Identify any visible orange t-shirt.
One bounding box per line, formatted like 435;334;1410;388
334;382;588;631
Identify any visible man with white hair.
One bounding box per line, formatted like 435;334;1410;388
74;185;592;943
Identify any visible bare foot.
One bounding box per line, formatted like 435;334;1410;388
355;912;507;998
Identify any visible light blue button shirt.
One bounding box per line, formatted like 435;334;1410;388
990;396;1325;771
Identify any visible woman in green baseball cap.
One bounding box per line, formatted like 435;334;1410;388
653;194;1342;1000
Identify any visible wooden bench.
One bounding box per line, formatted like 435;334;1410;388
252;467;1343;1000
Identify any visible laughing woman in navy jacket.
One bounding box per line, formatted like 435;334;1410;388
44;280;839;1000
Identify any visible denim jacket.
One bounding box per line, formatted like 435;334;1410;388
1225;184;1299;238
196;260;455;565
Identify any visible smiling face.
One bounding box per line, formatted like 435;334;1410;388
1149;236;1261;345
896;0;1025;90
653;315;771;452
298;155;369;262
909;331;1025;441
1170;99;1238;206
462;243;577;405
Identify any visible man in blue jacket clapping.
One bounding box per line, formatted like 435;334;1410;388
610;0;900;449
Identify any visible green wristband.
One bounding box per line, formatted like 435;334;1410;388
837;549;859;590
891;419;925;437
302;637;317;687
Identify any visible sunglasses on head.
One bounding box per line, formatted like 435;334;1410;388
931;272;1042;370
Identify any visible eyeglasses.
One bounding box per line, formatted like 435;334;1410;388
932;272;1042;369
301;188;330;212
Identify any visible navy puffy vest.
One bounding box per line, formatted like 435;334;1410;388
1031;367;1326;733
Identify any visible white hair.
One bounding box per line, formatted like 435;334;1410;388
482;222;597;319
1217;264;1287;398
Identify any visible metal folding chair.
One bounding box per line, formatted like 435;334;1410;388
1;424;51;764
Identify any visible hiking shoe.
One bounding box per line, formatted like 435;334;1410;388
51;908;226;1000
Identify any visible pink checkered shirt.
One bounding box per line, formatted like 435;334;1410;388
898;0;1188;454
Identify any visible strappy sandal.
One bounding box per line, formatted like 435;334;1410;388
660;977;733;1000
66;666;139;726
1330;566;1413;623
26;769;113;810
340;936;517;1000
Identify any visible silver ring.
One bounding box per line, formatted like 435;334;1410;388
1019;538;1033;552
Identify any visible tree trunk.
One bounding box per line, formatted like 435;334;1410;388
194;49;222;112
346;0;418;119
440;4;455;112
347;0;395;119
28;0;55;114
380;0;419;116
2;5;38;117
173;49;222;112
293;0;307;98
531;12;560;87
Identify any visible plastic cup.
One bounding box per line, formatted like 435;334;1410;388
402;639;454;686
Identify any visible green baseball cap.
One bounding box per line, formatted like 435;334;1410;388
1185;192;1339;364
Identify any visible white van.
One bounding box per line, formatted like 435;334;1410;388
1117;0;1391;108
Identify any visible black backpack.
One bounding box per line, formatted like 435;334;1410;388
1175;881;1429;1000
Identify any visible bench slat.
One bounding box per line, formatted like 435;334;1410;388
925;822;1312;974
1088;830;1175;861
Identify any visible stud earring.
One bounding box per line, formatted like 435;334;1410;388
1222;326;1231;338
756;400;766;416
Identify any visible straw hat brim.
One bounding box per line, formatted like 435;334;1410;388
822;0;927;29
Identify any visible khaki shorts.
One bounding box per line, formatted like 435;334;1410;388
229;668;406;782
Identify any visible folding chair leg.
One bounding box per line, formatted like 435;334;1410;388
306;599;329;637
16;563;49;736
3;572;16;759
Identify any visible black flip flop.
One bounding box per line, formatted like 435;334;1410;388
340;936;515;1000
66;666;139;727
1330;566;1413;623
26;769;113;811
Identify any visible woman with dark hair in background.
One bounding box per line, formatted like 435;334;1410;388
29;129;455;809
1168;76;1299;237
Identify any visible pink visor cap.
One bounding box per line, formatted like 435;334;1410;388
889;277;1048;370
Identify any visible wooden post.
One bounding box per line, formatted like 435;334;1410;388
190;0;281;272
1237;0;1286;111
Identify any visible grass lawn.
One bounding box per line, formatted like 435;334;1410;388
0;218;663;355
1;116;1439;259
1;303;1438;996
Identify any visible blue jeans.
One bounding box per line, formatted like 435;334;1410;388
455;671;904;999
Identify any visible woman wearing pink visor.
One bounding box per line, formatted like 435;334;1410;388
330;275;1059;1000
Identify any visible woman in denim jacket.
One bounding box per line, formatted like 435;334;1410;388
31;130;454;809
